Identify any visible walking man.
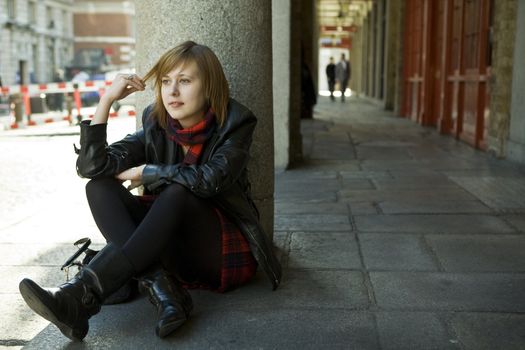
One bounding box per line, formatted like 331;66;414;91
336;53;351;102
326;57;336;101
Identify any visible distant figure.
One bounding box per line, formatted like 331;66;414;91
326;57;336;101
336;53;351;102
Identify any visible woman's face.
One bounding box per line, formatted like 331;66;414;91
161;60;207;128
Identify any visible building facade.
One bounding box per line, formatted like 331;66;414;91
72;0;135;77
0;0;74;85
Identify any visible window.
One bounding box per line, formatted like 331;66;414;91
29;1;36;24
46;6;54;29
7;0;16;20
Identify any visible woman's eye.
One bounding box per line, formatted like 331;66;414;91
161;79;170;85
180;79;190;84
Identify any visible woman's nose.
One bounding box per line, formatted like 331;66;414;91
171;83;179;96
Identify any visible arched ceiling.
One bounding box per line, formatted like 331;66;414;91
317;0;371;30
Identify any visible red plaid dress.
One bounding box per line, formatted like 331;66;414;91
137;195;258;293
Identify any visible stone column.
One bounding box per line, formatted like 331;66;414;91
487;0;517;157
272;0;302;171
374;0;385;100
350;20;363;96
508;0;525;163
135;1;275;237
384;0;402;110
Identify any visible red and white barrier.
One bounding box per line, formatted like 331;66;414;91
0;80;135;130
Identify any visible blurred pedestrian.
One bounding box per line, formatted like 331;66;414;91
326;57;336;101
336;53;351;102
19;41;281;341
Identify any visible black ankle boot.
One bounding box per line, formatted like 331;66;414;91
19;243;135;341
138;268;193;338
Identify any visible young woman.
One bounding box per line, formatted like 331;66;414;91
19;41;282;341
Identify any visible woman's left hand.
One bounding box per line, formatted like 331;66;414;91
116;164;146;190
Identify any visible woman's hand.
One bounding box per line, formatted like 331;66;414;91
91;74;145;125
102;74;146;104
116;164;146;191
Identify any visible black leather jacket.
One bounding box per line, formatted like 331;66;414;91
76;99;281;290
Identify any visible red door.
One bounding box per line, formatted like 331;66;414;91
445;0;491;149
402;0;491;150
401;0;426;123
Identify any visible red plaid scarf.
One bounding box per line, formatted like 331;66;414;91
167;108;216;164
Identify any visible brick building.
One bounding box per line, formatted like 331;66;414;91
71;0;135;78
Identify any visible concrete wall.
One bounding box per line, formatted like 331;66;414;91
134;1;275;237
507;0;525;163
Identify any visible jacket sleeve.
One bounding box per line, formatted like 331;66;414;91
142;110;256;198
76;122;146;179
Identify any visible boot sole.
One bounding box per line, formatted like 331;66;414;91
19;279;87;341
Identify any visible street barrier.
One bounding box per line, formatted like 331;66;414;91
0;80;136;129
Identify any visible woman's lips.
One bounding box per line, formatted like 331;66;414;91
169;102;184;108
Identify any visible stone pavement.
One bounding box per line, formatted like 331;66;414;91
2;96;525;349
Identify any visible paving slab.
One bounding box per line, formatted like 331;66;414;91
359;159;424;171
348;202;379;215
275;214;351;231
275;180;341;193
339;188;477;202
449;312;525;350
310;144;357;160
275;170;338;180
355;147;413;160
449;176;525;210
502;214;525;232
370;272;525;312
190;270;369;310
295;159;361;171
371;177;462;190
354;214;516;234
378;200;492;214
340;178;376;190
275;201;349;215
288;232;361;269
0;294;48;345
376;312;460;350
426;235;525;272
274;190;337;203
339;170;392;179
25;307;379;350
359;234;438;271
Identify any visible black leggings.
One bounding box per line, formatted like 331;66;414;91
85;178;222;287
